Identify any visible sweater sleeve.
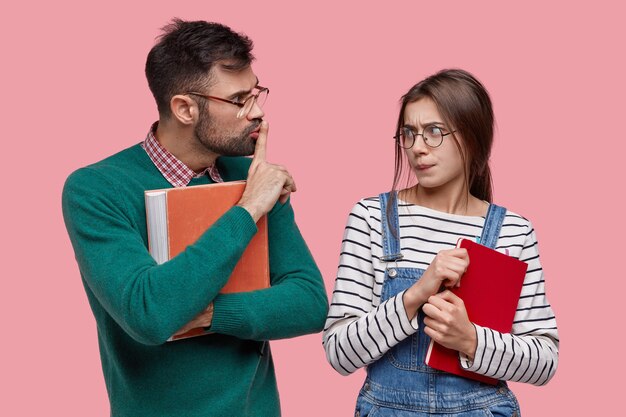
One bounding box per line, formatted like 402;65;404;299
322;201;418;376
209;198;328;340
459;221;559;385
62;168;258;345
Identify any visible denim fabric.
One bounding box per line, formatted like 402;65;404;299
379;192;403;262
355;193;520;416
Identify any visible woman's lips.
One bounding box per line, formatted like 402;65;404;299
417;164;434;171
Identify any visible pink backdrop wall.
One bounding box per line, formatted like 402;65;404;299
2;1;623;415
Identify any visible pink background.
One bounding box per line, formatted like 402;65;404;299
2;1;624;415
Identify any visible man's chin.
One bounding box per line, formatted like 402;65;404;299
209;137;256;157
220;146;255;157
239;139;257;156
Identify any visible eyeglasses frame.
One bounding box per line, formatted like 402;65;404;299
393;125;457;149
185;86;269;118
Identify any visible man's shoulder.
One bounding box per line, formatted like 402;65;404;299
69;142;145;177
86;143;146;172
63;143;147;197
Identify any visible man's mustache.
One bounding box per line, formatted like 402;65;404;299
244;119;263;135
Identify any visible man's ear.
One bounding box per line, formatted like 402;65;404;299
170;94;197;126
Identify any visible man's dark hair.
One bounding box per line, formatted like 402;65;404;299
145;19;254;117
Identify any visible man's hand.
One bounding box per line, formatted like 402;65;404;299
173;303;214;336
237;121;297;222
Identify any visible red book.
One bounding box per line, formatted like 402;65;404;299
424;238;527;384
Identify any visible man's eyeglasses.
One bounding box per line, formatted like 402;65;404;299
394;125;456;149
186;86;269;119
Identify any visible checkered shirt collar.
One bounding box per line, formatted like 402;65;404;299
141;122;223;187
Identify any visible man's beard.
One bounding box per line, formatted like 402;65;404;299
194;111;261;157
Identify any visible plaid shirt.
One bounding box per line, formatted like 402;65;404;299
141;122;223;187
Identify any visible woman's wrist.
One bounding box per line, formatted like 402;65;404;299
461;323;478;359
402;285;429;320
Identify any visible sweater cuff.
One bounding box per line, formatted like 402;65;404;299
459;323;489;372
209;292;250;336
224;205;258;235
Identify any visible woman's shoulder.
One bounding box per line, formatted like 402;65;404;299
355;191;408;208
344;195;391;223
498;205;533;232
351;195;383;211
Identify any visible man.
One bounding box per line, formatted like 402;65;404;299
62;19;328;417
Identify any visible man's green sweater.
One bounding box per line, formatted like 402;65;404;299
62;143;328;417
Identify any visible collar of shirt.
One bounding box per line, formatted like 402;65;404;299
141;122;223;187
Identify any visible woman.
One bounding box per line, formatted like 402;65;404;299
323;69;558;416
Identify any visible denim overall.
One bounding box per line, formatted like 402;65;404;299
355;193;521;417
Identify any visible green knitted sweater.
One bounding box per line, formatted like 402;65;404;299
62;143;328;417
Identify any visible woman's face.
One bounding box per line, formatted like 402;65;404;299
402;97;466;193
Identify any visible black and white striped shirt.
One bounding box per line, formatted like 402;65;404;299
323;196;559;386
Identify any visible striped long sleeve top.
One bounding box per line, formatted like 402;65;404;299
323;196;559;386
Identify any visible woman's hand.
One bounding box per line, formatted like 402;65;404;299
402;248;469;320
423;290;477;358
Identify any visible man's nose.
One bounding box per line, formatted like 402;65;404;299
246;99;265;120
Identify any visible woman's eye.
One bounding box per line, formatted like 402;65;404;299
427;126;442;135
402;127;415;137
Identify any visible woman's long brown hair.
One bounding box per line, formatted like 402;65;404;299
387;69;495;236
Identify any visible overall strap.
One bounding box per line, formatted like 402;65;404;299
479;204;507;249
379;192;403;262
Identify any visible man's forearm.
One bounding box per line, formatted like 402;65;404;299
209;201;328;340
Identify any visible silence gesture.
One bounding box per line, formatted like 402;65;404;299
237;121;297;222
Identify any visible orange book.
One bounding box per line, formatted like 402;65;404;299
424;238;527;384
145;181;269;341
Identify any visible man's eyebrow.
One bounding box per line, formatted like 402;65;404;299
226;78;260;100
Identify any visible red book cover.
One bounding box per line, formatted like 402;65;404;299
424;238;527;384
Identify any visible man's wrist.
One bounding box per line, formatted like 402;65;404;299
236;202;261;222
